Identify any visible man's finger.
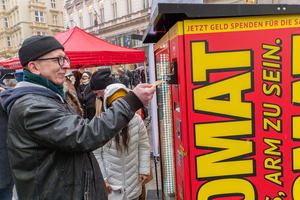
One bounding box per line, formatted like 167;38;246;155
137;83;152;88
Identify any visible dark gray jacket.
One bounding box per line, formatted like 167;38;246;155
0;82;142;200
119;74;129;88
0;98;13;189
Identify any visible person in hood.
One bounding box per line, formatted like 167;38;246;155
93;83;150;200
0;35;156;200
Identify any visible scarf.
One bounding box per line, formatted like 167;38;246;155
23;69;65;98
82;80;89;85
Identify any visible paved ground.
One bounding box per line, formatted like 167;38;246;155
143;105;163;200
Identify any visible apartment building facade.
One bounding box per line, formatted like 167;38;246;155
62;0;300;57
63;0;151;50
0;0;65;60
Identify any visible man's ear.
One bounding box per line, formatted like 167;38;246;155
27;61;41;75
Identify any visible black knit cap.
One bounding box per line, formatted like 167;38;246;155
90;68;113;90
19;35;65;67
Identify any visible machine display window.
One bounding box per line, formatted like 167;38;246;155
155;43;176;199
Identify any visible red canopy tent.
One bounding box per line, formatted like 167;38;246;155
0;57;22;70
0;27;145;69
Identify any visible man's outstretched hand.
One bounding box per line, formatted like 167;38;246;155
132;83;156;107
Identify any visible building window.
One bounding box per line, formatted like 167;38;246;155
98;0;104;23
7;36;11;47
35;11;45;23
112;0;117;19
51;0;56;8
52;14;57;25
78;9;83;28
143;0;149;9
68;13;74;28
88;5;94;26
2;0;6;9
126;0;132;14
37;31;46;36
4;17;8;28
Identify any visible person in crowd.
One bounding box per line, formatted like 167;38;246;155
0;87;14;200
126;69;133;89
91;69;148;200
110;71;120;84
111;71;116;78
64;78;83;118
94;83;150;200
132;70;140;88
118;67;129;88
90;68;120;116
0;35;156;200
73;71;82;90
141;69;146;83
64;73;77;96
77;72;95;120
3;79;18;88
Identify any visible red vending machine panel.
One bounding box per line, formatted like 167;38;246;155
183;14;300;199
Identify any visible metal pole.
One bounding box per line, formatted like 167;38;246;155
144;61;147;83
154;156;159;199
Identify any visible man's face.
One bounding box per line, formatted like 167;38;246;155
33;49;70;85
93;89;105;98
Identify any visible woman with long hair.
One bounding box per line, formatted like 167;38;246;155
93;83;150;200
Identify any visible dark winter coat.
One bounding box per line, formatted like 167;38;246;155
132;70;140;87
77;82;95;109
126;69;133;85
0;81;139;200
141;71;146;83
119;74;129;88
0;99;13;190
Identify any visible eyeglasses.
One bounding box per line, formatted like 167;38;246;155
35;56;70;67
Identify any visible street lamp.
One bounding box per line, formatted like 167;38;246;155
66;20;77;30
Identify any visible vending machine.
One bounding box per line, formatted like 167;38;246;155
144;3;300;200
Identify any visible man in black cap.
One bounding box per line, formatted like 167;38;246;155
0;35;156;200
